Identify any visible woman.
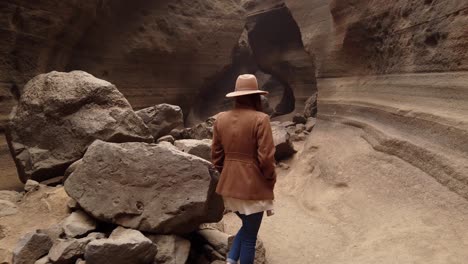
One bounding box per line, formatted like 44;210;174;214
211;74;277;264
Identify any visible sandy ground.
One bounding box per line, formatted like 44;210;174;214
0;134;22;191
224;120;468;264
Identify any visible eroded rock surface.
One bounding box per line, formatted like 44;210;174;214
64;140;224;234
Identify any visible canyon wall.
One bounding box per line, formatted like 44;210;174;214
286;0;468;199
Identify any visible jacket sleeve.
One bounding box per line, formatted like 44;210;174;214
211;118;225;173
256;115;277;186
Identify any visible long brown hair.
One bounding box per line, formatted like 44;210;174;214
235;94;263;112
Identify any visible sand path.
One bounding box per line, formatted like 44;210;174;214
224;120;468;263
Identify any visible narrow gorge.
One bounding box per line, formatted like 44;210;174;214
0;0;467;263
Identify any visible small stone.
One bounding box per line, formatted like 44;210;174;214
75;259;85;264
24;180;40;192
48;239;87;264
157;135;175;144
38;224;64;242
197;228;229;255
292;113;307;124
13;231;53;264
62;211;97;238
295;124;305;134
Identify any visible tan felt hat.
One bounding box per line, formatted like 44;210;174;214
226;74;268;98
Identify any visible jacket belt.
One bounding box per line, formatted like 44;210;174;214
225;152;256;162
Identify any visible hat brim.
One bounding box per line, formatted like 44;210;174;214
225;90;268;98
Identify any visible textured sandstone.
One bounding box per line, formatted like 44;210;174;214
64;140;224;234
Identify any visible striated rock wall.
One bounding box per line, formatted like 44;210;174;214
286;0;468;198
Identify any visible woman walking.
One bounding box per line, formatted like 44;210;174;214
212;74;277;264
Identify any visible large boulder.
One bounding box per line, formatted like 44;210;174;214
84;227;156;264
6;71;153;183
64;140;224;234
271;124;296;160
136;104;183;140
174;139;212;161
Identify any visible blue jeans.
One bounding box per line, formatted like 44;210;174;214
227;211;264;264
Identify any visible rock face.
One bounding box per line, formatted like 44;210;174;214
6;71;153;183
84;227;156;264
64;140;224;234
285;0;468;199
136;104;183;140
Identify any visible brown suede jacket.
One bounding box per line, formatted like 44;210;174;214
211;106;276;200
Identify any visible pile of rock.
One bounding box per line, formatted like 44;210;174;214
1;71;271;264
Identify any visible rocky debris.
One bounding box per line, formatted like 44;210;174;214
136;104;183;140
271;124;296;160
305;118;316;132
65;140;224;234
13;231;53;264
292;113;307;124
0;191;22;203
174;139;212;161
147;235;191;264
290;133;306;142
6;71;153;183
295;124;305;134
24;180;40;193
157;135;176;144
0;200;18;217
303;94;318;118
84;227;156;264
62;211;97;238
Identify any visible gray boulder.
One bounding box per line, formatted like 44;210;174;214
271;124;296;160
147;235;191;264
64;140;223;234
13;231;53;264
136;104;183;140
174;139;212;161
6;71;153;183
84;227;156;264
62;211;97;238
